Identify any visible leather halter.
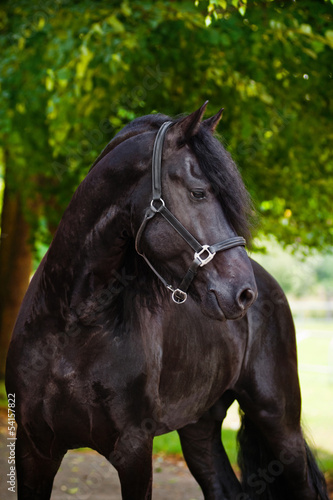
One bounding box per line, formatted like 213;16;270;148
135;121;246;304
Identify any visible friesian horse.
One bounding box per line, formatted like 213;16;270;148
6;103;329;499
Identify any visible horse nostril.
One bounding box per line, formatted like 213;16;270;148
237;288;256;310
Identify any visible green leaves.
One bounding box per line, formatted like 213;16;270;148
0;0;332;251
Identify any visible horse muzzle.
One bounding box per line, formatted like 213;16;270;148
199;278;258;321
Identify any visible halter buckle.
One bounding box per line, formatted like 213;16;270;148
171;288;188;304
194;245;216;267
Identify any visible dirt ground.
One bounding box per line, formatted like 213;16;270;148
1;408;332;500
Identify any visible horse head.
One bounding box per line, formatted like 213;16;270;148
132;103;257;321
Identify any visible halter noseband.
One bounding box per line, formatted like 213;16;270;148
135;121;246;304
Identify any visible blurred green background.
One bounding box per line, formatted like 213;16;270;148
0;0;332;482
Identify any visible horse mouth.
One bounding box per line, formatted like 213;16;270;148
201;289;252;322
200;290;226;321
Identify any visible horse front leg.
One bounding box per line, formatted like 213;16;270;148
16;425;65;500
107;428;153;500
178;394;242;500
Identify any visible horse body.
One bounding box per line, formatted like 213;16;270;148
9;257;247;448
6;105;329;499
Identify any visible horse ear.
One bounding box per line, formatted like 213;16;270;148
202;108;224;133
172;101;208;143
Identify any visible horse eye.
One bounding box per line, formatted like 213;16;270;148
190;190;206;200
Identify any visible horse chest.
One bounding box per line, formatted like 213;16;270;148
151;313;246;430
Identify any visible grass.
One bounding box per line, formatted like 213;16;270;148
153;431;182;456
153;428;239;467
295;319;333;456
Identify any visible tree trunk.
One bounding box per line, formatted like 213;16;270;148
0;180;32;380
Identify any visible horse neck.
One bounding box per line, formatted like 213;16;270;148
42;163;141;311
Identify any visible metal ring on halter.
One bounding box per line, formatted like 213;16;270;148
150;198;165;213
172;289;188;304
194;245;216;267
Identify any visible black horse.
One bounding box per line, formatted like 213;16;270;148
6;103;329;500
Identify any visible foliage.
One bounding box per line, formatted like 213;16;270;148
0;0;332;250
0;159;4;234
0;380;7;408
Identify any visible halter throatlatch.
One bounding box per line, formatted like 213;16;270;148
135;121;246;304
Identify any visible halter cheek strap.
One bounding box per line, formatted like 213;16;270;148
135;121;246;304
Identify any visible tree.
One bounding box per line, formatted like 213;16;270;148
0;0;332;377
0;173;32;377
